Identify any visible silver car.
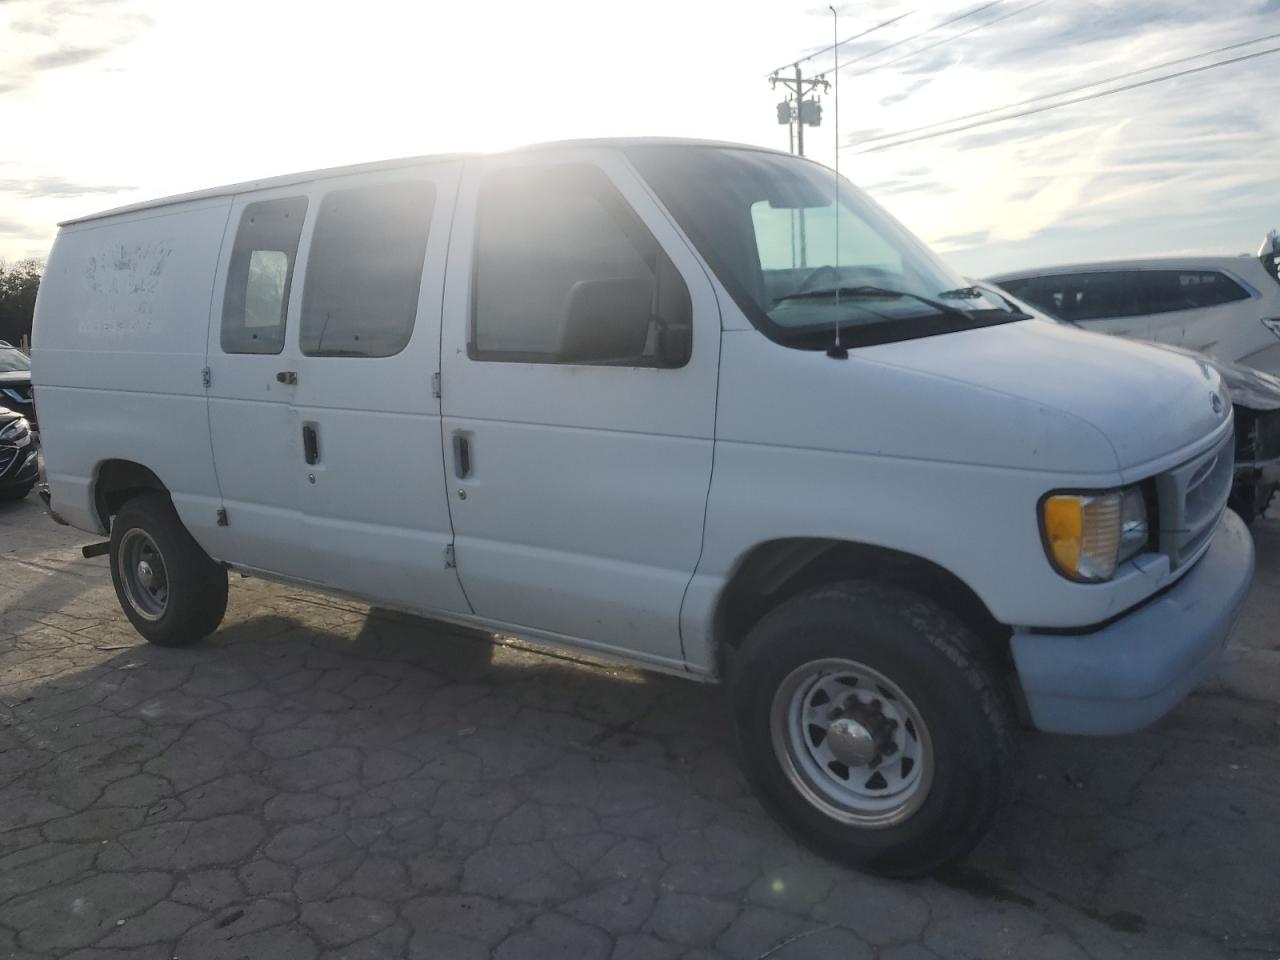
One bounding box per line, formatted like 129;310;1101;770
989;231;1280;378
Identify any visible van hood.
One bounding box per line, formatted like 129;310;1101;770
867;319;1230;471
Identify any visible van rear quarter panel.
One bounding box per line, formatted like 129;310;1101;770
31;198;232;537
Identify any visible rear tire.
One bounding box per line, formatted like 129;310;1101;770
109;493;228;647
728;580;1013;878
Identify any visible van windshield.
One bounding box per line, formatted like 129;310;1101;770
626;145;1023;349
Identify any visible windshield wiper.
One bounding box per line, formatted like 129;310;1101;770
967;282;1036;320
938;286;984;299
776;285;974;322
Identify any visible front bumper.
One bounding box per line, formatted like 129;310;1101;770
1011;509;1255;735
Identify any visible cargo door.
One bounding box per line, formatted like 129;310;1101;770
288;163;471;615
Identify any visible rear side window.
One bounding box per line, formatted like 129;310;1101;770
221;197;307;355
1143;270;1250;313
995;278;1030;299
301;180;436;358
471;164;691;368
1020;272;1146;322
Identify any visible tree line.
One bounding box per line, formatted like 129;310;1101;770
0;259;43;348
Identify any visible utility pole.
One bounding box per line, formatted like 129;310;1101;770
770;67;828;156
795;65;807;156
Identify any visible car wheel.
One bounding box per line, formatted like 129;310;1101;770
0;482;34;501
1230;480;1277;525
729;580;1013;878
109;493;228;647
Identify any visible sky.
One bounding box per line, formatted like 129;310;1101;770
1;0;1278;276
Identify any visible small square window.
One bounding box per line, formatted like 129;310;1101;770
221;197;307;355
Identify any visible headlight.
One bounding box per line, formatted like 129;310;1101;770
0;417;29;443
1040;485;1149;582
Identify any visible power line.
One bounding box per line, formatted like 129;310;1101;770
767;10;914;78
834;0;1052;80
857;29;1280;145
813;1;1004;77
765;1;1013;156
852;44;1280;154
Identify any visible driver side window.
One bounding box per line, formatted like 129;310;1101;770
470;164;691;368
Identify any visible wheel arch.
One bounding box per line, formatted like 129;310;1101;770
712;537;1012;677
93;459;170;530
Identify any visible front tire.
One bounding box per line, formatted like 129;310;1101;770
109;494;228;647
729;581;1012;878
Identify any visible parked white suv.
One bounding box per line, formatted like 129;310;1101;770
32;140;1255;876
989;231;1280;375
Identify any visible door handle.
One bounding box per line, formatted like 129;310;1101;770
302;423;320;465
276;371;298;385
452;432;471;479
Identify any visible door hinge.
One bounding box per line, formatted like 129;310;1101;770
216;507;229;527
443;543;455;569
431;372;441;399
201;366;212;388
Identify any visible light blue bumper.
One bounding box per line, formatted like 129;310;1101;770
1011;510;1255;735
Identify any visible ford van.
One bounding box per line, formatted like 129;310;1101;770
31;139;1255;876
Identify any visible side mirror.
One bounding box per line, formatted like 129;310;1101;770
1260;229;1280;283
1259;229;1279;258
657;325;692;368
560;277;655;364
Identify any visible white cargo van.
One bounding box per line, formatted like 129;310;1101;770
32;139;1255;876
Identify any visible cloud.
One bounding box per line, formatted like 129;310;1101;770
834;0;1280;274
878;76;931;106
28;45;110;70
0;176;134;198
0;217;35;237
864;176;953;197
934;229;990;247
0;0;153;94
9;16;56;34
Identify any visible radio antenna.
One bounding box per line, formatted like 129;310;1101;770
827;4;848;359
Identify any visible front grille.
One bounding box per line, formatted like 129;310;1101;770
1156;430;1234;569
0;446;17;479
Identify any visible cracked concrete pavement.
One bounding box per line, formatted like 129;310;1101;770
1;495;1278;960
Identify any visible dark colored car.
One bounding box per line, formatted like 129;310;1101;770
0;340;35;431
0;405;38;500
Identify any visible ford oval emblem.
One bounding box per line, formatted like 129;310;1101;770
1211;393;1224;415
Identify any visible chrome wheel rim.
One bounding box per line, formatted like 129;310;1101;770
770;658;933;828
117;528;168;622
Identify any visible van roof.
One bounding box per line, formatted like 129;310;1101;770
59;137;791;227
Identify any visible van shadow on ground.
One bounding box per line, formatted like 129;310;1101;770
1;561;1277;956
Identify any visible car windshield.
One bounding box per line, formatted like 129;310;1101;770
0;347;30;373
626;145;1021;349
